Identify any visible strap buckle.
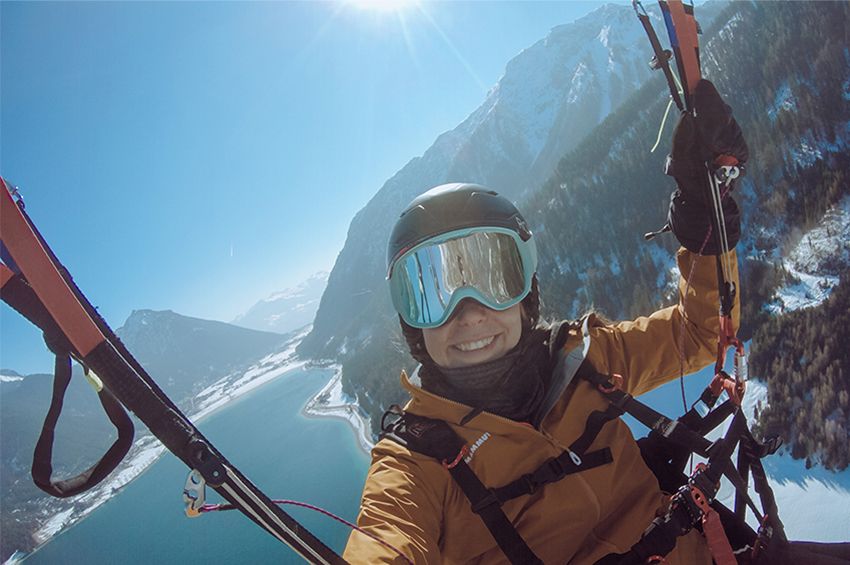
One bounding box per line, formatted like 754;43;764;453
183;469;206;518
470;490;501;515
597;373;624;394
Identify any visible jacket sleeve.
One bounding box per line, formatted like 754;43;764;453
584;248;740;397
344;440;445;564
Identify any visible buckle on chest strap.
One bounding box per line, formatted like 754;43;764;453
471;490;501;515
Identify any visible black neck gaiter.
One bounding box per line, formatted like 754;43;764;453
419;327;554;423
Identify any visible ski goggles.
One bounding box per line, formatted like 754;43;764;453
388;227;537;329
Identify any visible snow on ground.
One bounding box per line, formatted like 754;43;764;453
770;195;850;313
23;328;317;556
0;374;23;382
31;509;74;545
727;379;850;542
303;366;375;454
767;81;797;122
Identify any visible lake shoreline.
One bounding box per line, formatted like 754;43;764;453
302;365;375;455
7;335;328;565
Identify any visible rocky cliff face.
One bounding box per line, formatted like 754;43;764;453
299;3;663;362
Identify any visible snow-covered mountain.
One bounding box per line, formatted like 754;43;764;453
299;2;681;361
0;309;297;561
232;271;329;334
298;0;849;469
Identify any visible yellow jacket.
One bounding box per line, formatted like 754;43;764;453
345;248;739;564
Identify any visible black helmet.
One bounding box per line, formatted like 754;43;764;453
387;183;540;362
387;183;534;279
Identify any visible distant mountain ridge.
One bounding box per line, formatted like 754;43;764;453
232;271;329;334
117;309;287;401
0;309;291;560
299;0;850;444
297;1;691;372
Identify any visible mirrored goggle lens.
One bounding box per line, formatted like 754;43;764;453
390;231;529;328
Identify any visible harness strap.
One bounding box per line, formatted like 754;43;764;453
446;462;543;565
380;407;542;565
583;372;714;457
583;368;788;564
380;399;616;565
571;405;624;455
492;448;612;504
32;353;135;497
738;429;786;543
1;270;135;498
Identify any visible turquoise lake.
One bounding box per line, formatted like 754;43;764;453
26;368;370;564
22;355;757;563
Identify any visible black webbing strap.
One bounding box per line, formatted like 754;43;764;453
1;271;135;498
596;420;743;565
380;407;542;564
583;372;715;457
491;448;612;504
447;462;543;565
571;405;623;455
381;401;621;565
32;353;135;498
590;371;790;565
739;428;786;542
1;272;71;352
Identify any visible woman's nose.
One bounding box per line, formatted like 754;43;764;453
453;299;488;325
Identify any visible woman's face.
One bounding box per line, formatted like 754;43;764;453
422;300;523;369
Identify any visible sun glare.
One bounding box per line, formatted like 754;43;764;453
347;0;417;13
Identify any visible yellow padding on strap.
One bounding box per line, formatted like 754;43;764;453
84;368;104;393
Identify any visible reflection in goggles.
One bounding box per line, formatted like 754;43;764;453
397;231;526;327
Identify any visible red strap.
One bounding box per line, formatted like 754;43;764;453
714;154;739;167
598;373;624;394
0;263;14;289
442;445;469;470
702;505;737;565
713;315;746;405
0;179;105;357
689;484;736;565
666;0;702;96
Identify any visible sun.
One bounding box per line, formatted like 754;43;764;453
346;0;418;13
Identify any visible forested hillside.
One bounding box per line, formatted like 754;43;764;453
347;0;850;470
751;274;850;470
525;0;850;466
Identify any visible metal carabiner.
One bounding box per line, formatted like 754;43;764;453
183;469;206;517
714;165;740;187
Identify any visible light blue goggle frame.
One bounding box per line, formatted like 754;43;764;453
388;227;537;329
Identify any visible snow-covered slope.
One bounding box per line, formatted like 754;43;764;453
301;2;665;360
768;196;850;313
633;358;850;543
232;271;329;334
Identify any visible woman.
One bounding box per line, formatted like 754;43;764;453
345;80;746;564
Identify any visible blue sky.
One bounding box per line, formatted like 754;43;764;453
1;1;620;374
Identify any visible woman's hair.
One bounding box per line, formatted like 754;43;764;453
400;275;542;366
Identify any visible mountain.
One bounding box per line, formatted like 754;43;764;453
115;309;287;402
300;0;850;456
297;2;690;422
0;309;292;561
231;271;329;334
523;0;850;466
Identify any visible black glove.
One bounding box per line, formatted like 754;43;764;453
666;79;748;255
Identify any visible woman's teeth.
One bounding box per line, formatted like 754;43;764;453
455;335;495;352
